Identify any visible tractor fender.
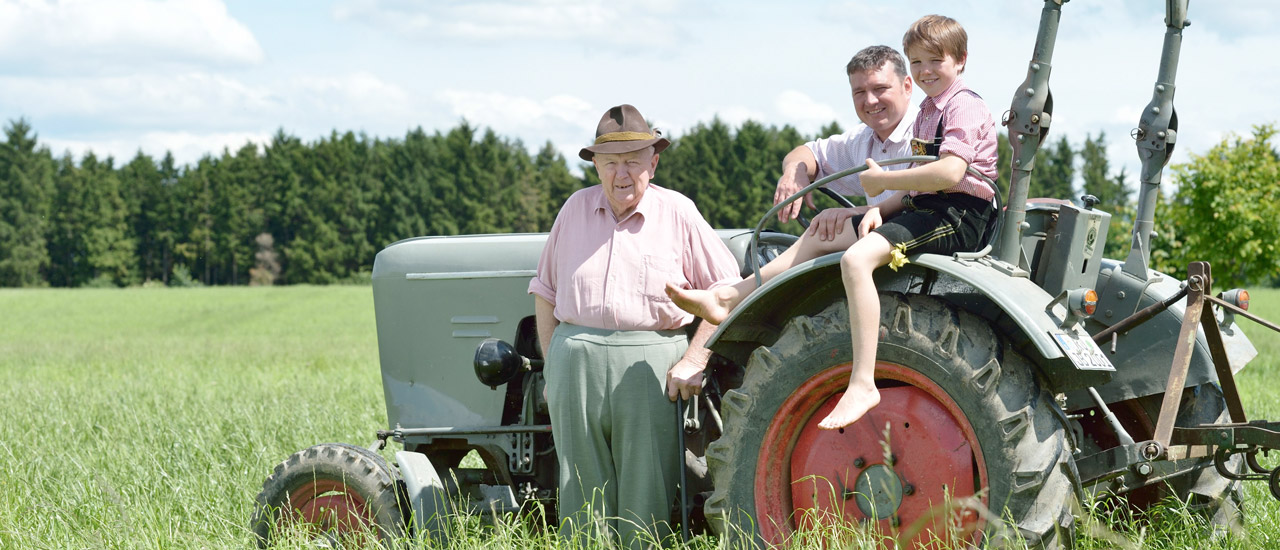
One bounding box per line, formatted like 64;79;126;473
1080;259;1258;407
395;450;451;542
708;252;1114;388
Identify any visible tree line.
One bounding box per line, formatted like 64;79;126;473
0;118;1275;288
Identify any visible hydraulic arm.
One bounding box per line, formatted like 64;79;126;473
995;0;1064;271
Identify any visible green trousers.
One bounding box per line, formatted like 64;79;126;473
545;323;687;549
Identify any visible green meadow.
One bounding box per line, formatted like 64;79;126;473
1;285;1278;549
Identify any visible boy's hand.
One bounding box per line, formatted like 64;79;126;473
807;207;866;241
857;207;883;238
861;158;887;196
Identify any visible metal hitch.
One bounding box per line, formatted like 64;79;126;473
1095;261;1280;500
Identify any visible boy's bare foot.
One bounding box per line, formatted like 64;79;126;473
817;381;880;429
665;283;734;324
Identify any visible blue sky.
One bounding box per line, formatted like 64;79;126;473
1;0;1274;195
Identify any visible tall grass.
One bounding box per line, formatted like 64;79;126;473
0;286;384;549
0;286;1277;549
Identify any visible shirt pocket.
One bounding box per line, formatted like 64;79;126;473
642;254;684;303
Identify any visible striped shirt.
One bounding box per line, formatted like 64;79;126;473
912;77;998;202
528;184;740;331
806;107;917;206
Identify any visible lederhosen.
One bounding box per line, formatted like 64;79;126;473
873;113;996;256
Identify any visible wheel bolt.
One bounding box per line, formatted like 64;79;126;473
891;516;901;528
853;458;866;468
904;484;915;496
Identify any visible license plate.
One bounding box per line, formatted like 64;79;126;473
1051;331;1114;371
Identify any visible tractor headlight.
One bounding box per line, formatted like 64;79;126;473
473;338;525;390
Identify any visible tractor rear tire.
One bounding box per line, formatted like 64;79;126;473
1141;383;1244;531
1079;381;1244;532
1169;383;1244;531
251;442;408;548
704;294;1077;549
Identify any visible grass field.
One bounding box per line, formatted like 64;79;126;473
1;285;1278;549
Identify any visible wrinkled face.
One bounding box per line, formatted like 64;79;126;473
906;45;965;98
593;147;659;219
848;63;913;141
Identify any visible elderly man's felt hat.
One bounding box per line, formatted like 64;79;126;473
578;104;670;161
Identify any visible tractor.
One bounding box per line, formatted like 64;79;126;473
251;1;1280;548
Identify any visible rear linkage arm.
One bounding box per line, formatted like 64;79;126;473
1075;261;1280;500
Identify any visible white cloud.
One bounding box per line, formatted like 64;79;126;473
1188;0;1276;39
333;0;686;48
0;73;276;127
290;73;415;119
2;0;1270;190
775;90;840;130
1;71;417;131
0;0;263;75
430;90;601;173
435;90;595;133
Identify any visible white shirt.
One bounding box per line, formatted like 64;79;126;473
806;105;917;206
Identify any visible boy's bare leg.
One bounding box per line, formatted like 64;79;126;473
818;233;893;430
667;223;860;324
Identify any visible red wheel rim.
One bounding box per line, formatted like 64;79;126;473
282;479;375;537
754;361;988;547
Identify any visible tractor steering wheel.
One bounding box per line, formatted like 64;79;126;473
796;187;857;229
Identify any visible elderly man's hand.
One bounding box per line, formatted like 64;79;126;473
666;358;704;401
807;207;867;242
860;158;888;197
774;167;815;223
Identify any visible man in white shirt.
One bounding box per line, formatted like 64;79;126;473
773;45;917;241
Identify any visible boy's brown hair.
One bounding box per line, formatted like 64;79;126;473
902;15;967;68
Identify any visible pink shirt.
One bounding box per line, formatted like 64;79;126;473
529;184;740;331
912;77;998;202
807;105;918;206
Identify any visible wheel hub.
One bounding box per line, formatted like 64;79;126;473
287;480;372;535
853;464;903;519
757;361;988;546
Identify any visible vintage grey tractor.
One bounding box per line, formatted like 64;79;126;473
251;1;1280;548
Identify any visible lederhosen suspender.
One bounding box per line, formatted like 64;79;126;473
910;115;945;157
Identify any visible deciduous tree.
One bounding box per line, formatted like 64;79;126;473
1152;124;1280;285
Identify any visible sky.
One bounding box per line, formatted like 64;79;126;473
1;0;1275;194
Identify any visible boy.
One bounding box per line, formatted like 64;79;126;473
666;14;998;429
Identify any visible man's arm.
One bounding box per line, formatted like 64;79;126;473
534;295;559;358
774;145;820;223
666;319;717;401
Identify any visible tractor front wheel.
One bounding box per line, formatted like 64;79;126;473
251;442;408;548
704;294;1077;549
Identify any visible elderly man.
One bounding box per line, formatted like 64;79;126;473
528;104;739;547
774;45;916;234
